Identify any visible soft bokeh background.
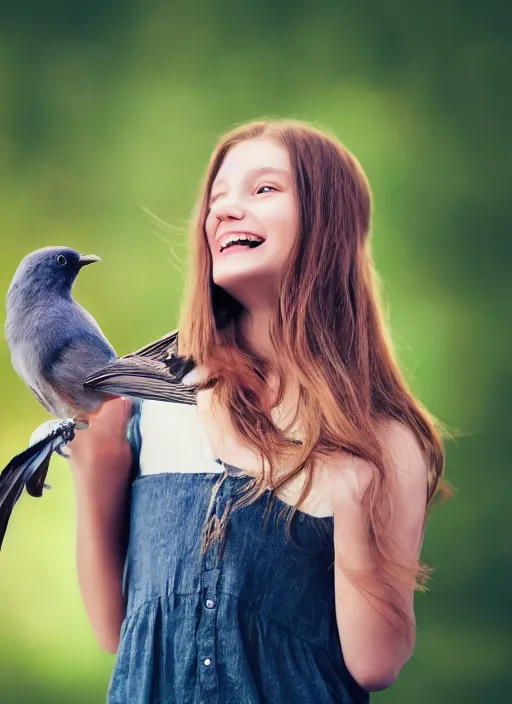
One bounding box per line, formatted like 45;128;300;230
0;1;510;702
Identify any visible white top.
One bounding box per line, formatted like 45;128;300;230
138;366;223;477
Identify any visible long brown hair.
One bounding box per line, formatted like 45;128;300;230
178;119;452;635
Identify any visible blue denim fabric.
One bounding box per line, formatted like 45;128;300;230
107;400;370;704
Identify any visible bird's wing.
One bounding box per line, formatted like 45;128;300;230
83;355;197;405
44;333;118;417
122;328;195;378
123;328;180;362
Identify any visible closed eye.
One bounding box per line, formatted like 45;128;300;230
209;193;223;207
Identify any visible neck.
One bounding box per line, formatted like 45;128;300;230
237;305;299;415
238;306;276;363
7;279;70;312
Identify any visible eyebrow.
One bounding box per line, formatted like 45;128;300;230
211;166;290;193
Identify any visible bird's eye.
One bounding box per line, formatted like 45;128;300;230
56;255;67;266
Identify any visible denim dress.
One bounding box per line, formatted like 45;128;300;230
107;366;370;704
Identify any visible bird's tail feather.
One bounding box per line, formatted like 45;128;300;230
0;420;75;550
26;452;53;498
83;356;197;405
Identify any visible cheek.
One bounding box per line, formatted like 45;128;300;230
268;206;297;249
204;218;216;252
204;215;213;238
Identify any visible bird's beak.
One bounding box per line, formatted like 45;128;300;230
78;254;101;267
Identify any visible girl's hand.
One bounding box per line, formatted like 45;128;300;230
66;397;134;486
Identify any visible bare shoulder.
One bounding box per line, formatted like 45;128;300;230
375;419;429;552
375;419;428;482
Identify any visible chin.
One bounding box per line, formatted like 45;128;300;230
213;266;277;303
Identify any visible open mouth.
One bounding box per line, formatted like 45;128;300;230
219;238;265;254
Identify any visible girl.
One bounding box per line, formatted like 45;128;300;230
68;120;450;703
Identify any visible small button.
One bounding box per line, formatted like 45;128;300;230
204;658;212;666
205;599;216;609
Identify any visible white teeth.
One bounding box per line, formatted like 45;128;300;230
219;234;264;252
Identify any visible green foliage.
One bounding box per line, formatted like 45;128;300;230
0;1;510;701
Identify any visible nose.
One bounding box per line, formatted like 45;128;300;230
210;196;245;223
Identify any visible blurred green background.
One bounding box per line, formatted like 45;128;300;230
0;1;510;702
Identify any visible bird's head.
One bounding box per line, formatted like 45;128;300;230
7;246;101;300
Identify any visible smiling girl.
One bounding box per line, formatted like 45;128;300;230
68;120;450;703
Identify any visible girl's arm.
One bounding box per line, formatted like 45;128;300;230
66;398;134;654
328;421;429;692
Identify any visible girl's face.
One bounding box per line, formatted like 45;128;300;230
205;138;298;309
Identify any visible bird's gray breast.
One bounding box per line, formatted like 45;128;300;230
5;294;116;418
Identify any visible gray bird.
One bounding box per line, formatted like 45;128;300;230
5;246;116;420
0;245;197;550
0;246;117;548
